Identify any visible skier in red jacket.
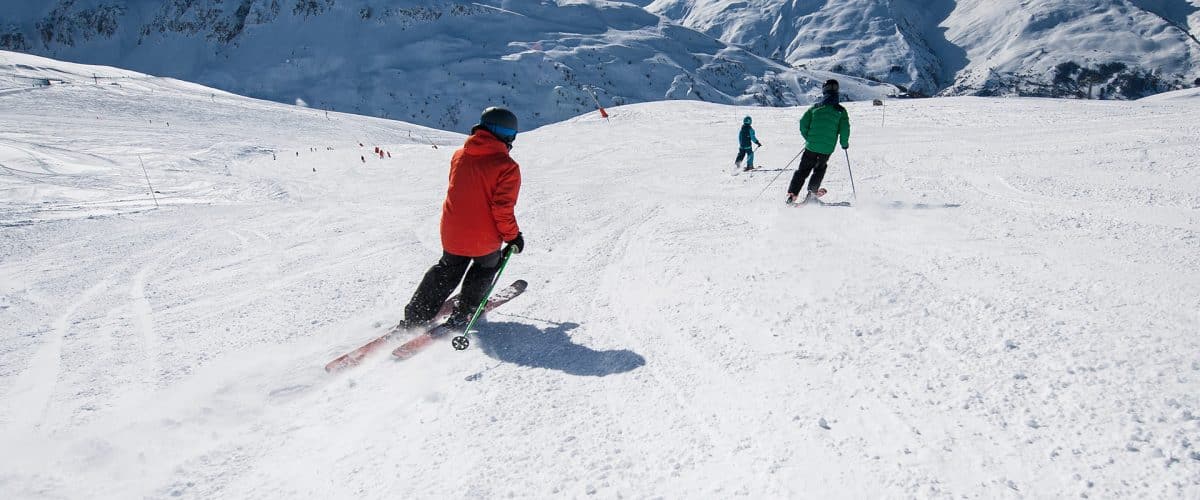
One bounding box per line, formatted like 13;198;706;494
400;107;525;329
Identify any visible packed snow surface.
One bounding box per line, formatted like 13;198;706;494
2;52;1199;498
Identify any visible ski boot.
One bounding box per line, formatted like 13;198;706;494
392;317;428;334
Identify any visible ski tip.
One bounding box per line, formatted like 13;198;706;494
513;279;529;290
324;358;350;373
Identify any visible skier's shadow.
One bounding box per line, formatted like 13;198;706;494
474;321;645;377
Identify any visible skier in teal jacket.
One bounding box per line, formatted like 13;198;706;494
788;79;850;204
735;116;762;171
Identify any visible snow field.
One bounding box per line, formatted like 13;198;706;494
2;54;1199;498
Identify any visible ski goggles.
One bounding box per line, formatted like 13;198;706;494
486;124;518;142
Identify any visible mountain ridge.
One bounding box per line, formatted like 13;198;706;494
3;0;1198;129
647;0;1200;98
0;1;893;130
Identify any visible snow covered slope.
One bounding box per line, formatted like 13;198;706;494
0;1;893;130
1141;85;1200;100
0;51;457;219
648;0;1200;98
2;53;1199;498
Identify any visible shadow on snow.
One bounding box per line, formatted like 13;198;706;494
473;321;645;377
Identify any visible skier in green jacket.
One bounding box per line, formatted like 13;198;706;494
787;79;850;204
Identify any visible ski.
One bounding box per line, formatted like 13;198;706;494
734;166;771;176
789;199;852;207
324;293;462;373
786;188;852;207
392;279;528;360
732;163;764;175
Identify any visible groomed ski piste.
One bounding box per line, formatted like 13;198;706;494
2;51;1198;498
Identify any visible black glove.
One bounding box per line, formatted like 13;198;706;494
755;141;763;147
842;144;849;150
505;232;524;255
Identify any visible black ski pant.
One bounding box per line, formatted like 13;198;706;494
735;147;755;167
404;249;501;325
787;149;830;195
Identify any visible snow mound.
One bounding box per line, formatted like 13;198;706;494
1140;86;1200;101
0;50;457;221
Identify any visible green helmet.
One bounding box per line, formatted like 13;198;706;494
743;116;752;125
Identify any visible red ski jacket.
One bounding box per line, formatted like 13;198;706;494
440;129;522;257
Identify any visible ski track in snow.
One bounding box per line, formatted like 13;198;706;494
4;277;109;434
1;56;1199;498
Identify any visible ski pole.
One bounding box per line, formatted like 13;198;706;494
754;149;803;201
451;245;517;351
844;149;857;201
137;155;159;208
783;149;802;169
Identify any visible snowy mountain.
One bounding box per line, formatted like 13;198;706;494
0;0;893;131
647;0;1200;98
3;51;1200;499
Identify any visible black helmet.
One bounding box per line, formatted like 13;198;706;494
822;79;839;95
476;106;518;143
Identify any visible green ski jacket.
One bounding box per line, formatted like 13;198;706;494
799;101;850;155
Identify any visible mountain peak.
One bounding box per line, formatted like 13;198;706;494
0;1;893;130
648;0;1200;98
